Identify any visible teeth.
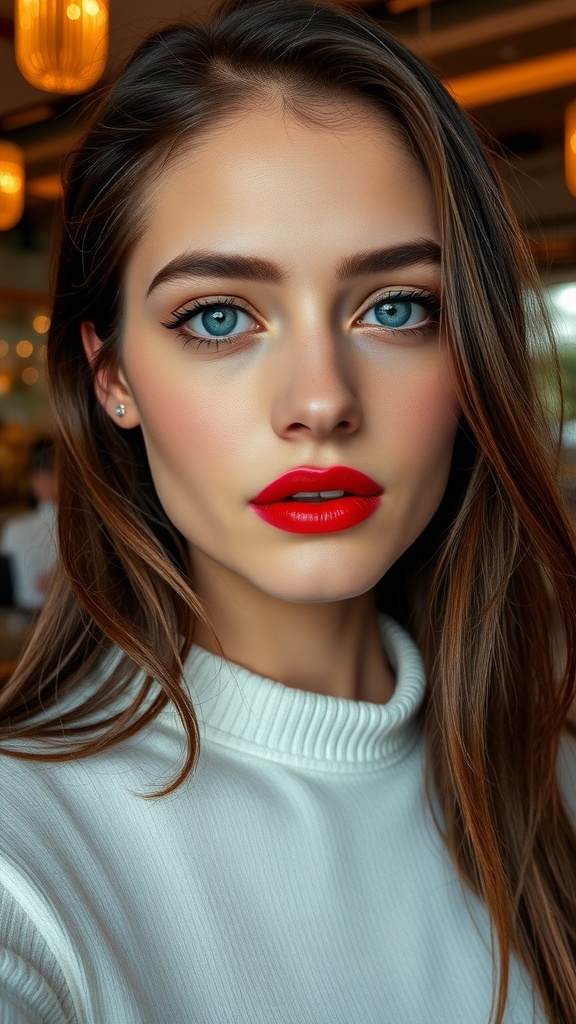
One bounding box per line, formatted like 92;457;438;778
291;490;346;500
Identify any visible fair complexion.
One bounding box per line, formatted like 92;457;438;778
83;98;461;703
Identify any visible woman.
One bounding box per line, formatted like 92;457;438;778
1;1;575;1021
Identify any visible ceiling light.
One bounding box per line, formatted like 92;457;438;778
15;0;109;94
447;49;576;108
0;141;25;231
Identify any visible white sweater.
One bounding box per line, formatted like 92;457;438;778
0;617;574;1024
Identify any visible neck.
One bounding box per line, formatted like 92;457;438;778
190;560;395;704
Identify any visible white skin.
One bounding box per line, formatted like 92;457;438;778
82;96;461;704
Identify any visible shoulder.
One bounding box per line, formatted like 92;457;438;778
0;882;80;1024
0;753;94;1020
0;753;92;858
0;658;133;819
0;680;179;843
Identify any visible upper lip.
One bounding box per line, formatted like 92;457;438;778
250;466;383;504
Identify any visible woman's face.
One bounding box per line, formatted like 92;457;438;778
91;98;461;604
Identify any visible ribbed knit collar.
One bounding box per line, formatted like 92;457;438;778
185;616;426;773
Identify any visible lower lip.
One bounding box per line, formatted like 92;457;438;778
249;495;382;534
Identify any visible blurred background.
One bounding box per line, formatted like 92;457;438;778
0;0;575;668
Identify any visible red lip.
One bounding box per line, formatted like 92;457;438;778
251;466;382;504
249;466;383;535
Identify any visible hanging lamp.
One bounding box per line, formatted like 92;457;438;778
15;0;109;95
566;99;576;199
0;142;25;231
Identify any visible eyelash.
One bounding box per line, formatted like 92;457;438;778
161;289;442;350
355;288;441;337
161;296;254;350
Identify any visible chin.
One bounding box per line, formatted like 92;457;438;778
255;567;390;605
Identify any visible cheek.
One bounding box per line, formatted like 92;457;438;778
397;378;460;463
380;362;461;552
125;358;251;496
368;352;461;476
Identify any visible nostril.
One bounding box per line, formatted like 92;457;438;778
272;388;363;440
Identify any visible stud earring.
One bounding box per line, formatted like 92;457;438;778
115;403;126;418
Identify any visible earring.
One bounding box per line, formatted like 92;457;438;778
115;403;126;418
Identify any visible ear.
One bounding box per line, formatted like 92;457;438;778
81;321;140;429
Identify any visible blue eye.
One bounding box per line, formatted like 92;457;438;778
374;300;412;328
188;304;253;338
162;301;258;346
360;293;439;331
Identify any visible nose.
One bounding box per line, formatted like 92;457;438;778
270;332;363;441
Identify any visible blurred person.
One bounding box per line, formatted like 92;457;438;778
0;437;57;613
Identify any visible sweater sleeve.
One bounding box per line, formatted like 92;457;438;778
0;886;78;1024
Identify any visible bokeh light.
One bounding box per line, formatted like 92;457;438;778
16;339;34;358
21;367;39;385
33;314;51;334
554;284;576;316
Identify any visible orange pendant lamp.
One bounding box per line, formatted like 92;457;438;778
0;142;25;230
15;0;109;95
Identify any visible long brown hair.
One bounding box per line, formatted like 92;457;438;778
1;1;575;1020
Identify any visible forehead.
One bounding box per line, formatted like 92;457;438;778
126;99;438;292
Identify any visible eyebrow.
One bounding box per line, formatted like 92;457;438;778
337;240;441;280
145;239;441;297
